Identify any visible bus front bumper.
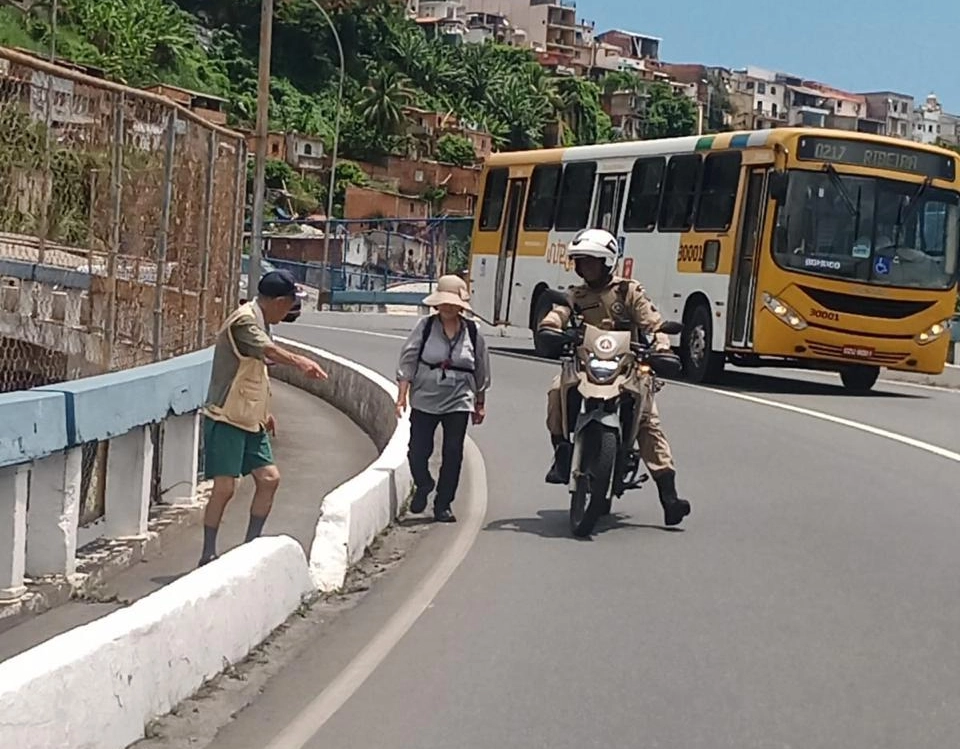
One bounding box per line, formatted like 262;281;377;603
752;308;952;375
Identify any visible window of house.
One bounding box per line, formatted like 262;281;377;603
304;143;313;155
555;161;597;232
478;168;508;231
623;157;665;232
758;83;766;94
523;164;563;231
770;86;776;95
695;151;741;231
658;155;702;231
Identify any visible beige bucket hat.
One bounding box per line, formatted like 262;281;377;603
422;274;472;311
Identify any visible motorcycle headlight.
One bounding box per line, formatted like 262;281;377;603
916;319;950;345
587;356;622;382
762;292;807;330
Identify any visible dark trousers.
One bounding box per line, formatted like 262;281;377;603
408;409;470;509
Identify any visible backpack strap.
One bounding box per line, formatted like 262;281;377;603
416;314;436;363
464;317;478;352
417;314;478;374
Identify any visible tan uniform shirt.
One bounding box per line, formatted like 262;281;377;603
539;277;671;350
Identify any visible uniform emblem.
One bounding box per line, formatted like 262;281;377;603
610;301;625;316
596;334;617;354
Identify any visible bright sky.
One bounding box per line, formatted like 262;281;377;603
584;0;957;112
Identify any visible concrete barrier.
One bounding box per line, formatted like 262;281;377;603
0;536;313;749
271;337;413;592
0;339;415;748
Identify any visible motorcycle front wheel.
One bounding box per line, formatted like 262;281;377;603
569;423;617;537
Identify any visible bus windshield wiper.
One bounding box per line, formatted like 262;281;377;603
895;177;932;237
823;163;859;217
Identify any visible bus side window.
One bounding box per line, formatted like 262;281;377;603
623;157;665;232
658;155;702;232
479;168;509;231
695;151;742;232
555;161;597;232
523;164;563;231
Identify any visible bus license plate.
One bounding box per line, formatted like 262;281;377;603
843;345;874;359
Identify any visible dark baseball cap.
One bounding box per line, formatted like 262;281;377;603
258;270;304;299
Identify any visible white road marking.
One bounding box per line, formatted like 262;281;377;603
668;380;960;463
286;322;409;341
294;322;960;465
262;437;489;749
777;367;960;395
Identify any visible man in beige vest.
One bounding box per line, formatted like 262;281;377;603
200;270;326;565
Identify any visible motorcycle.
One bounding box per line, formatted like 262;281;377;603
535;289;684;538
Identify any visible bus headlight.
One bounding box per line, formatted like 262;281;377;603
762;292;807;331
916;320;950;345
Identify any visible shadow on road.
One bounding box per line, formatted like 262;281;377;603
710;370;921;399
488;346;922;400
485;509;682;541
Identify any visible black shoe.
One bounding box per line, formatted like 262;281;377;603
545;438;572;484
653;471;691;527
434;507;457;523
198;554;218;567
410;485;431;514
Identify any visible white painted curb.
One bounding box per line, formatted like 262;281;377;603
272;338;413;592
0;536;312;749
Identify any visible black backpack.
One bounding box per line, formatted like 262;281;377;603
417;314;479;373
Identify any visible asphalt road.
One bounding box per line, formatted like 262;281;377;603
210;310;960;749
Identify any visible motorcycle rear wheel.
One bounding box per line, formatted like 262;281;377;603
569;423;617;537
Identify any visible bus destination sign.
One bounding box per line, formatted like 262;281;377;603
797;137;956;181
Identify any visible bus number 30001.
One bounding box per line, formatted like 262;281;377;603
678;244;704;263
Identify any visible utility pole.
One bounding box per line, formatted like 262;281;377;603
248;0;274;296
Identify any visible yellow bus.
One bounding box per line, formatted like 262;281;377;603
468;128;959;391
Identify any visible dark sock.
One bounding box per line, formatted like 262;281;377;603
201;525;219;561
245;513;268;542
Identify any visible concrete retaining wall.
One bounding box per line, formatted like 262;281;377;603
0;536;313;749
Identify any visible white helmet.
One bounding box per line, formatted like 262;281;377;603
567;228;618;267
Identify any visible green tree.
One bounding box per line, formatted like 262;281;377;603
641;82;698;139
436;133;476;166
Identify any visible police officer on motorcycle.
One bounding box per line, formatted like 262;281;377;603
538;228;691;527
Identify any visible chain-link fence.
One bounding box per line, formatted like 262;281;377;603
0;48;246;525
253;216;474;292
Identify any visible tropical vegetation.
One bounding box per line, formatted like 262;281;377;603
0;0;700;157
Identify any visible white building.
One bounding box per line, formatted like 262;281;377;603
912;93;960;147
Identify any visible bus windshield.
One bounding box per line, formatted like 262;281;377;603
772;170;960;290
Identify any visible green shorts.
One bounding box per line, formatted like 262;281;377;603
202;418;274;479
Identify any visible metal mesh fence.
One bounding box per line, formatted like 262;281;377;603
0;48;246;524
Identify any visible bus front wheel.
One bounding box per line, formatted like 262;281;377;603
681;303;724;383
839;365;879;393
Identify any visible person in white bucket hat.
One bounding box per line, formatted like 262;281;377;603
395;275;491;522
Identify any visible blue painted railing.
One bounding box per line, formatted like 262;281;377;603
328;290;427;306
0;349;212;467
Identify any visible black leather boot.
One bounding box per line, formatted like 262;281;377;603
653;470;690;526
545;436;573;484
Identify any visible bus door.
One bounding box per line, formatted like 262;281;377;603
593;173;628;233
728;167;769;347
493;177;528;324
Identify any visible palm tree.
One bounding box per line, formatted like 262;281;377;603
358;66;415;137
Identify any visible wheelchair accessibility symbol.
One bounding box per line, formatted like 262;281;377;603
874;256;890;276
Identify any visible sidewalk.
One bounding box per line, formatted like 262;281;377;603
0;380;378;663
